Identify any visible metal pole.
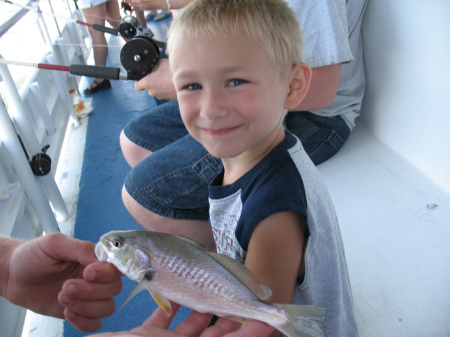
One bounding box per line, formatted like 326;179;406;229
0;94;60;233
0;58;69;221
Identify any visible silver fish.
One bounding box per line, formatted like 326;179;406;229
95;230;325;337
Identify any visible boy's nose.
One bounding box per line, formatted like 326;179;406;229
200;89;228;120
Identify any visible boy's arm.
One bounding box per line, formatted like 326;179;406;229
244;211;306;337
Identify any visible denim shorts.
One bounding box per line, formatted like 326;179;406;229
123;101;350;221
124;101;222;221
285;111;350;165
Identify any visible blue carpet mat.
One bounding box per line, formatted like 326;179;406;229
64;19;190;336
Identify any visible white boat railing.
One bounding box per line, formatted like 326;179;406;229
0;2;90;336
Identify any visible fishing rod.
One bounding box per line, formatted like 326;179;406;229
0;27;164;80
0;23;165;79
1;0;167;78
0;59;142;80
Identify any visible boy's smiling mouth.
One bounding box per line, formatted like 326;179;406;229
201;125;242;137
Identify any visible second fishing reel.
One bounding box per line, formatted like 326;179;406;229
118;2;167;79
118;2;139;38
118;15;139;38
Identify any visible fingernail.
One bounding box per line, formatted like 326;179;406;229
60;295;71;305
85;269;98;281
66;283;77;296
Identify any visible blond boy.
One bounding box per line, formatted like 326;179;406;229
164;1;359;336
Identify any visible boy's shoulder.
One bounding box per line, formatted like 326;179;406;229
240;133;312;214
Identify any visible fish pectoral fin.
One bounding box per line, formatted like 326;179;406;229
150;291;172;316
222;316;249;324
120;279;148;310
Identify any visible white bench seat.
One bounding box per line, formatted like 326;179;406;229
318;124;450;336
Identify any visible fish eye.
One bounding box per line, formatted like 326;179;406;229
112;237;124;248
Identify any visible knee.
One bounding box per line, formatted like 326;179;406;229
88;28;106;44
120;130;153;167
122;185;156;229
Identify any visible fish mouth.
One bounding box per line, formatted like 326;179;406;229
95;242;108;262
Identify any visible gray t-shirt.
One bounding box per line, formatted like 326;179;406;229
209;132;359;337
287;0;368;129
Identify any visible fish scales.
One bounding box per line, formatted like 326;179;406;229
152;245;253;307
95;230;326;337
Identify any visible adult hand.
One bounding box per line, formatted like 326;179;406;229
88;304;275;337
123;0;191;11
134;59;177;100
175;310;275;337
122;0;148;11
2;233;122;332
86;304;184;337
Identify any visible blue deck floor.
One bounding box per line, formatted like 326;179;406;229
64;18;191;336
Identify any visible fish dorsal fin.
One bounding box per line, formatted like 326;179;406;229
120;278;148;310
149;291;172;316
206;252;272;300
173;234;209;251
174;234;272;299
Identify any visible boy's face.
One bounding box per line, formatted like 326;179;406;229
170;34;292;162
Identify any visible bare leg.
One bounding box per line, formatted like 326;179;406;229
122;186;216;251
120;130;153;168
105;0;122;29
82;4;109;84
134;9;148;29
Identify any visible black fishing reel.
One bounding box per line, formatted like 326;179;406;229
118;15;139;38
29;144;52;176
120;35;163;79
118;2;167;79
119;2;139;38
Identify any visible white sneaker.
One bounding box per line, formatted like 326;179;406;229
137;27;154;38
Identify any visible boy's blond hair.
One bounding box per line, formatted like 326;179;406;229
167;0;303;79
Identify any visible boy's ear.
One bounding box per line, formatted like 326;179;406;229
284;62;312;110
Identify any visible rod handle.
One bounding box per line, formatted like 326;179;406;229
126;73;144;81
69;65;120;79
92;24;119;35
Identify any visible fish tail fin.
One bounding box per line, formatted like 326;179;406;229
273;304;326;337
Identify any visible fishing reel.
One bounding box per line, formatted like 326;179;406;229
120;35;164;79
118;15;139;38
118;2;139;38
29;144;52;176
16;128;52;176
117;1;166;79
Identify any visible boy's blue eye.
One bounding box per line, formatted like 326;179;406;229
187;84;202;90
228;79;245;87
